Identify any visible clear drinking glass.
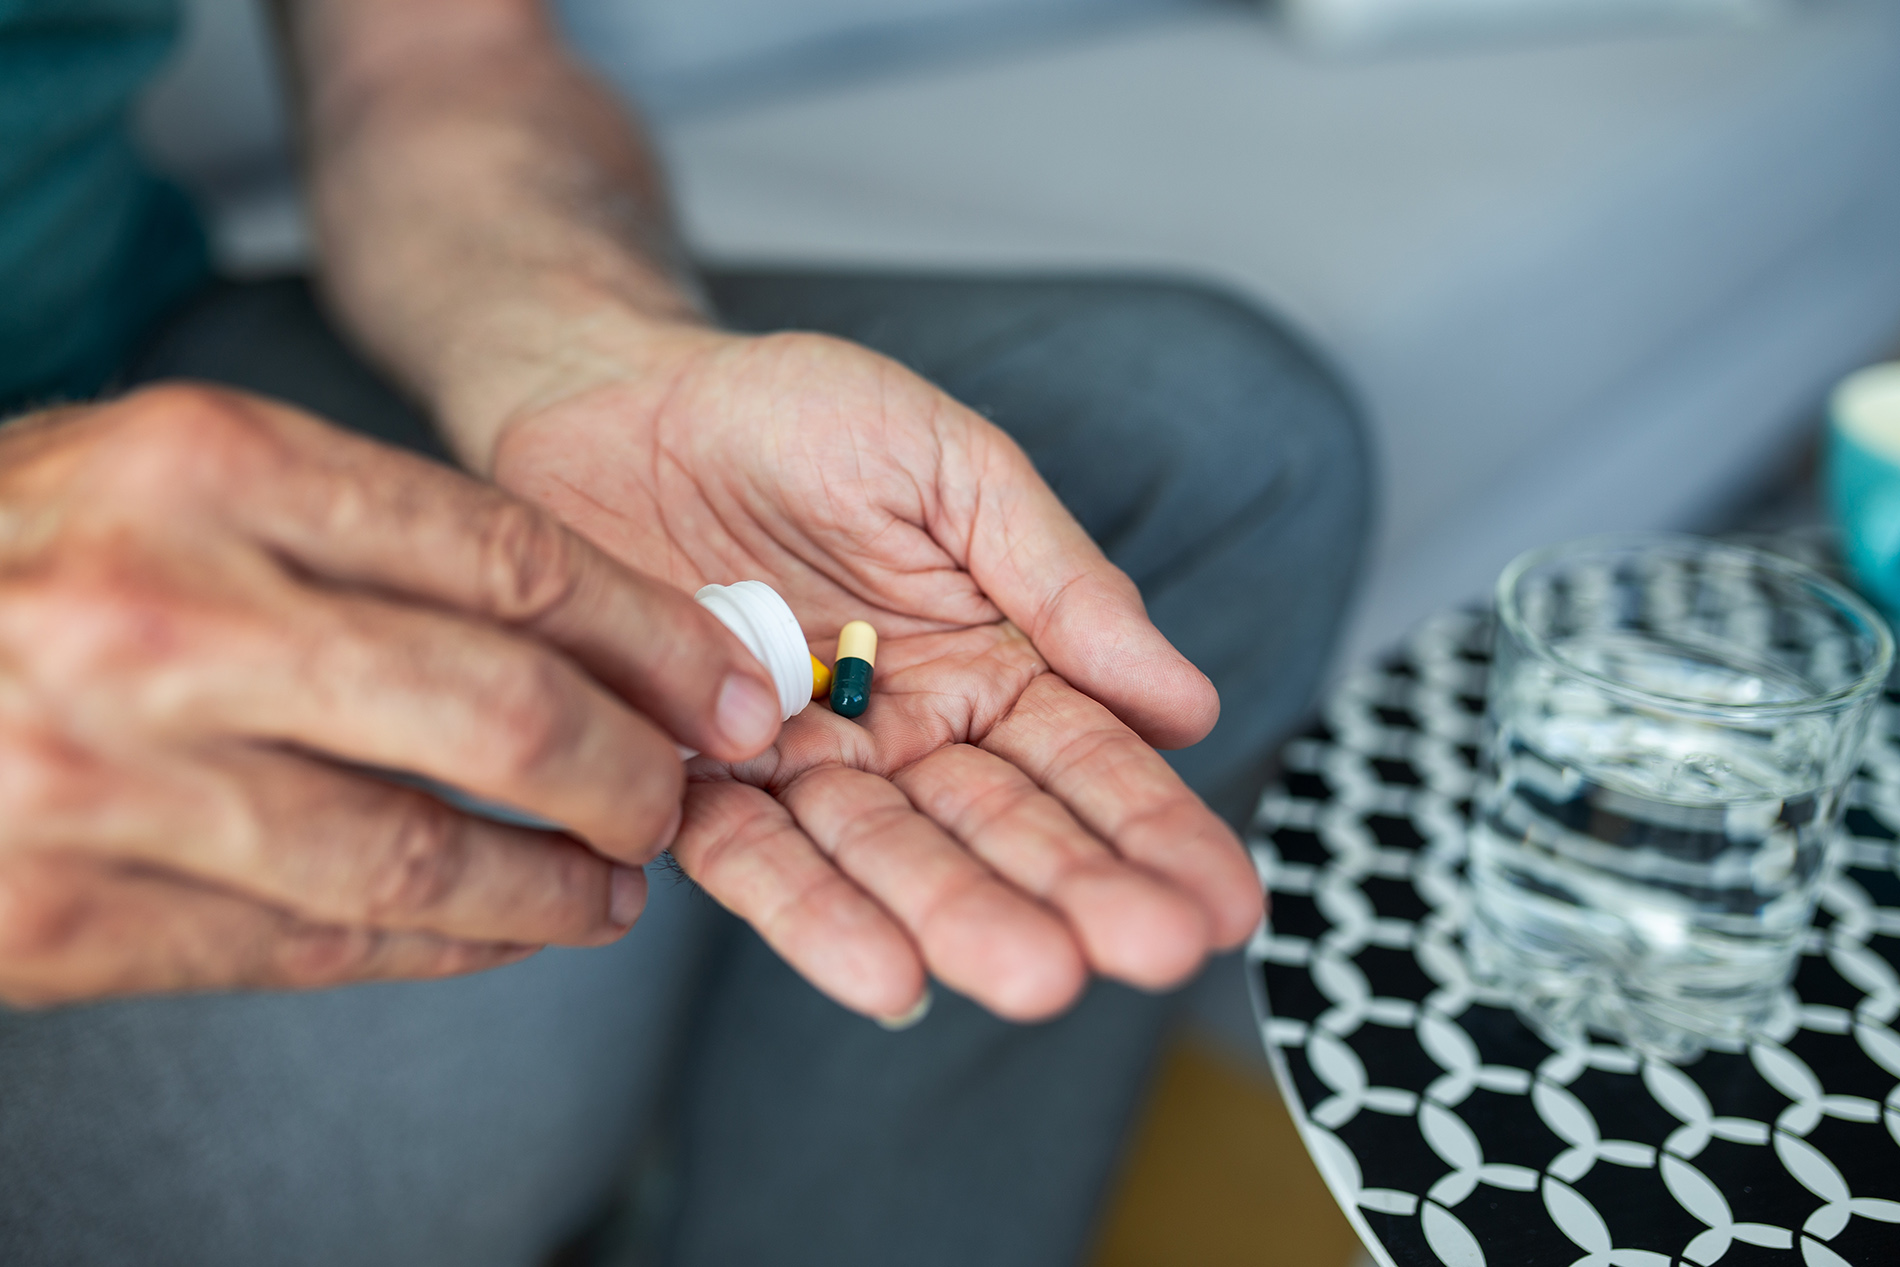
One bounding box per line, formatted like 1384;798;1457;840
1466;534;1893;1058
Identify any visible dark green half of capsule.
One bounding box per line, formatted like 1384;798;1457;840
830;656;873;718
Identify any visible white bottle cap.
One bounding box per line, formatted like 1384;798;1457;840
693;580;814;723
418;579;811;828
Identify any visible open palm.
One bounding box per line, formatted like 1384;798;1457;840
492;329;1260;1021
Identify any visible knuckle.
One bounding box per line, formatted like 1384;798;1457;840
49;576;177;659
101;384;278;496
0;730;95;843
2;562;268;697
362;799;468;922
478;657;579;782
475;499;580;622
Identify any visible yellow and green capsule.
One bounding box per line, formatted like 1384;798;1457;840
829;621;877;718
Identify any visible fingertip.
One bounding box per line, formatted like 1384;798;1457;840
1185;824;1264;950
599;742;687;866
875;985;934;1031
1101;796;1258;954
1209;880;1267;950
1055;865;1206;990
1173;831;1264;952
991;964;1088;1023
982;934;1088;1022
793;887;930;1022
652;801;683;856
922;883;1087;1022
832;954;931;1022
1130;655;1221;751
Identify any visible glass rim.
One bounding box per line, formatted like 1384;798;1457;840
1495;532;1896;720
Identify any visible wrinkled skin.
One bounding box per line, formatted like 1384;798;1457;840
496;328;1263;1022
0;384;784;1005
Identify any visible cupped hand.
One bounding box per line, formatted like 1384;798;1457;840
0;384;782;1005
492;329;1264;1022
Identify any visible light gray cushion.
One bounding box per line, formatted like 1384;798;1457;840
138;1;1900;663
652;2;1900;659
555;0;1202;117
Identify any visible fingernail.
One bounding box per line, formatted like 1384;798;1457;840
716;672;779;751
610;866;647;927
875;986;933;1032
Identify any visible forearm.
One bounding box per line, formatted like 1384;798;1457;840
287;0;707;469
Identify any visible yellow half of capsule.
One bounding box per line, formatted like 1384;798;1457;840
810;654;833;700
836;620;878;666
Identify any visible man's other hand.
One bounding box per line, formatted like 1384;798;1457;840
0;384;781;1006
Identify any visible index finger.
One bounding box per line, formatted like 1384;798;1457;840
673;777;928;1021
201;389;783;761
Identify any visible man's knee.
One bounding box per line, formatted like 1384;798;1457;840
1127;279;1370;532
1025;280;1373;816
1105;279;1364;472
998;276;1372;591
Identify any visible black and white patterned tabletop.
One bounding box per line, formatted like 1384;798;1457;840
1246;605;1900;1267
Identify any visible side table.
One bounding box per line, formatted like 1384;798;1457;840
1246;605;1900;1267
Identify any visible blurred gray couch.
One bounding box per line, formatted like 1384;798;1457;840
139;0;1900;1057
141;0;1900;671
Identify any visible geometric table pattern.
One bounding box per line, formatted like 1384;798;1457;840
1246;606;1900;1266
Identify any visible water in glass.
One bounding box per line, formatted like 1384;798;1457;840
1466;538;1890;1058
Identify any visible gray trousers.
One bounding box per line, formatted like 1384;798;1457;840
0;272;1369;1266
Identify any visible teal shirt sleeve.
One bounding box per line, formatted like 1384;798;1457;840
0;0;209;413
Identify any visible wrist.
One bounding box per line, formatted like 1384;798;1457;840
420;273;718;473
299;21;716;473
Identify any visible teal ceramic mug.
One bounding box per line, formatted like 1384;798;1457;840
1827;362;1900;619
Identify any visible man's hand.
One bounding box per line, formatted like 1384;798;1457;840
493;331;1264;1023
288;0;1262;1023
0;384;783;1005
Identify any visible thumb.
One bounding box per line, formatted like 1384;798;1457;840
955;424;1218;749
